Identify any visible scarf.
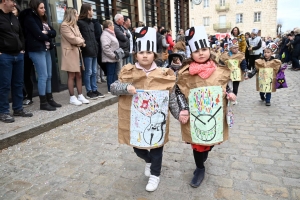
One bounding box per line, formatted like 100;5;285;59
189;60;217;79
105;28;116;37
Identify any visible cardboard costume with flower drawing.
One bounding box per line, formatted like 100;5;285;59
176;26;231;146
117;27;176;149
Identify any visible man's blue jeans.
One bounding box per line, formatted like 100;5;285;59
0;53;24;114
83;57;98;92
29;51;52;95
105;62;117;92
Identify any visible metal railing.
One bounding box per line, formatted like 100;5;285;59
213;22;231;30
215;3;230;12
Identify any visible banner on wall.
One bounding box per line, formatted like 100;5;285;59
215;33;231;40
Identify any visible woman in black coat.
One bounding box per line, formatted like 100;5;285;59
77;4;104;99
20;0;61;111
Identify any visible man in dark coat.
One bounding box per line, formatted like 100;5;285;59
291;28;300;71
114;13;130;75
0;0;32;123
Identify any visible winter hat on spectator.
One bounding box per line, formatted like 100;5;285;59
185;26;209;52
265;42;278;53
135;27;157;53
251;28;259;35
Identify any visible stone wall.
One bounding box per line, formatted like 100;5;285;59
190;0;278;37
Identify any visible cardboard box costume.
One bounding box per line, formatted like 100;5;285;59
219;52;245;81
177;65;231;145
255;59;281;93
176;26;231;146
118;64;176;149
117;26;176;149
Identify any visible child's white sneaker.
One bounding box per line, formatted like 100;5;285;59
70;96;82;106
78;94;89;104
232;101;238;105
145;163;151;177
146;175;160;192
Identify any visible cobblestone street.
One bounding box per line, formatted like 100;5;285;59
1;69;300;200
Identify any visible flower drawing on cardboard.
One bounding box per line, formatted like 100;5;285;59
189;86;224;145
227;59;241;81
130;90;169;148
258;68;273;92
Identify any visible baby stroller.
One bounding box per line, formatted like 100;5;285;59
166;53;185;73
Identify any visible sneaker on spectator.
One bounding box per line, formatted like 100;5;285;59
232;101;238;105
78;94;89;104
266;102;271;106
0;113;15;123
86;91;98;100
97;79;102;83
13;109;33;117
23;99;33;106
70;96;82;106
93;90;105;98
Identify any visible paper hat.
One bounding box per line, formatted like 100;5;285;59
135;27;157;53
185;26;209;52
228;38;239;50
265;42;278;53
251;28;259;34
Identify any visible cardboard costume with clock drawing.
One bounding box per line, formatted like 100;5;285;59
175;26;232;188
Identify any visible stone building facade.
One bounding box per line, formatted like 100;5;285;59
189;0;278;37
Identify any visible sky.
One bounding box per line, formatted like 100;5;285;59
277;0;300;32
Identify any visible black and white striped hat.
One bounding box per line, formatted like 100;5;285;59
135;27;157;53
185;26;209;53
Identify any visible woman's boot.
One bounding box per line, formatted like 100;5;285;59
46;93;62;107
39;95;56;111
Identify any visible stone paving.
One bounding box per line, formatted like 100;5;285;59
0;82;108;135
0;69;300;200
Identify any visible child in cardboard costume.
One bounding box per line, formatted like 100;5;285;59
248;43;281;106
110;27;179;192
175;26;236;188
219;39;248;104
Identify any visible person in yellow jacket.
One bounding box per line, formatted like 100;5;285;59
231;27;246;53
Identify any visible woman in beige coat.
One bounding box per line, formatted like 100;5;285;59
60;8;89;105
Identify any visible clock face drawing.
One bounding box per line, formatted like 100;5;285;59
193;0;202;5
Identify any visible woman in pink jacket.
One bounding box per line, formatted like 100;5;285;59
100;20;120;93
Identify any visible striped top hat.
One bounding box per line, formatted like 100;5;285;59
185;26;209;53
135;27;157;53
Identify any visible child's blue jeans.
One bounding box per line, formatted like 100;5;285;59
260;92;271;103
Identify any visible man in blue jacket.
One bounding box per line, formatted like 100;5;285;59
0;0;33;123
